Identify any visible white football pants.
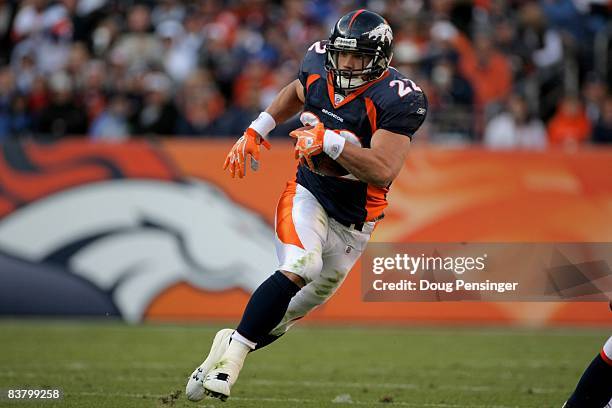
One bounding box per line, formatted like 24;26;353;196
270;181;375;336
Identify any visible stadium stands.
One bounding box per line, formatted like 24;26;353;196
0;0;609;145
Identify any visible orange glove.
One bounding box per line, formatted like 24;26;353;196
289;122;326;171
223;128;271;178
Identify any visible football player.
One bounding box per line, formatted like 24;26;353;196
563;334;612;407
186;9;427;402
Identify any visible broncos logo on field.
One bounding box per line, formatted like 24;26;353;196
0;141;275;322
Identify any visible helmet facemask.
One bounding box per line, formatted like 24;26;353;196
326;43;390;92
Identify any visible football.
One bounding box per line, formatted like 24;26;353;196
310;152;349;177
292;125;349;177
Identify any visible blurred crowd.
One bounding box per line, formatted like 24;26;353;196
0;0;610;148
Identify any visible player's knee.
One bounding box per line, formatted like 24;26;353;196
280;271;306;288
282;250;323;284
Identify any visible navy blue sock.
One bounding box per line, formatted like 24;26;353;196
566;353;612;407
254;333;284;351
236;271;300;346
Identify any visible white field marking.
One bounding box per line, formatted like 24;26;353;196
73;391;522;407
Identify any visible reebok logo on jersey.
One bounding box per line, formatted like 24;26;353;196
322;108;344;123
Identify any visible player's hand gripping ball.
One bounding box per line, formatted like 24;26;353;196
290;123;348;177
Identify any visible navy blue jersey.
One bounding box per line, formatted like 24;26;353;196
295;40;427;225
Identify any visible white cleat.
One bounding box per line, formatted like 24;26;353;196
202;359;243;402
185;328;233;402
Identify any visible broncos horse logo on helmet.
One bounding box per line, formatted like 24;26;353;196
325;9;394;91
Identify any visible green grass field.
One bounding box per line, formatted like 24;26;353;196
0;320;608;407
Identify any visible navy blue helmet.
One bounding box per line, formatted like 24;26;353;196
326;9;394;91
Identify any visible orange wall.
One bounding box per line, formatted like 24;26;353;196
1;139;609;325
145;142;612;326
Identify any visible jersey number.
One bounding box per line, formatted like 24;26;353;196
389;79;422;98
308;41;326;54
